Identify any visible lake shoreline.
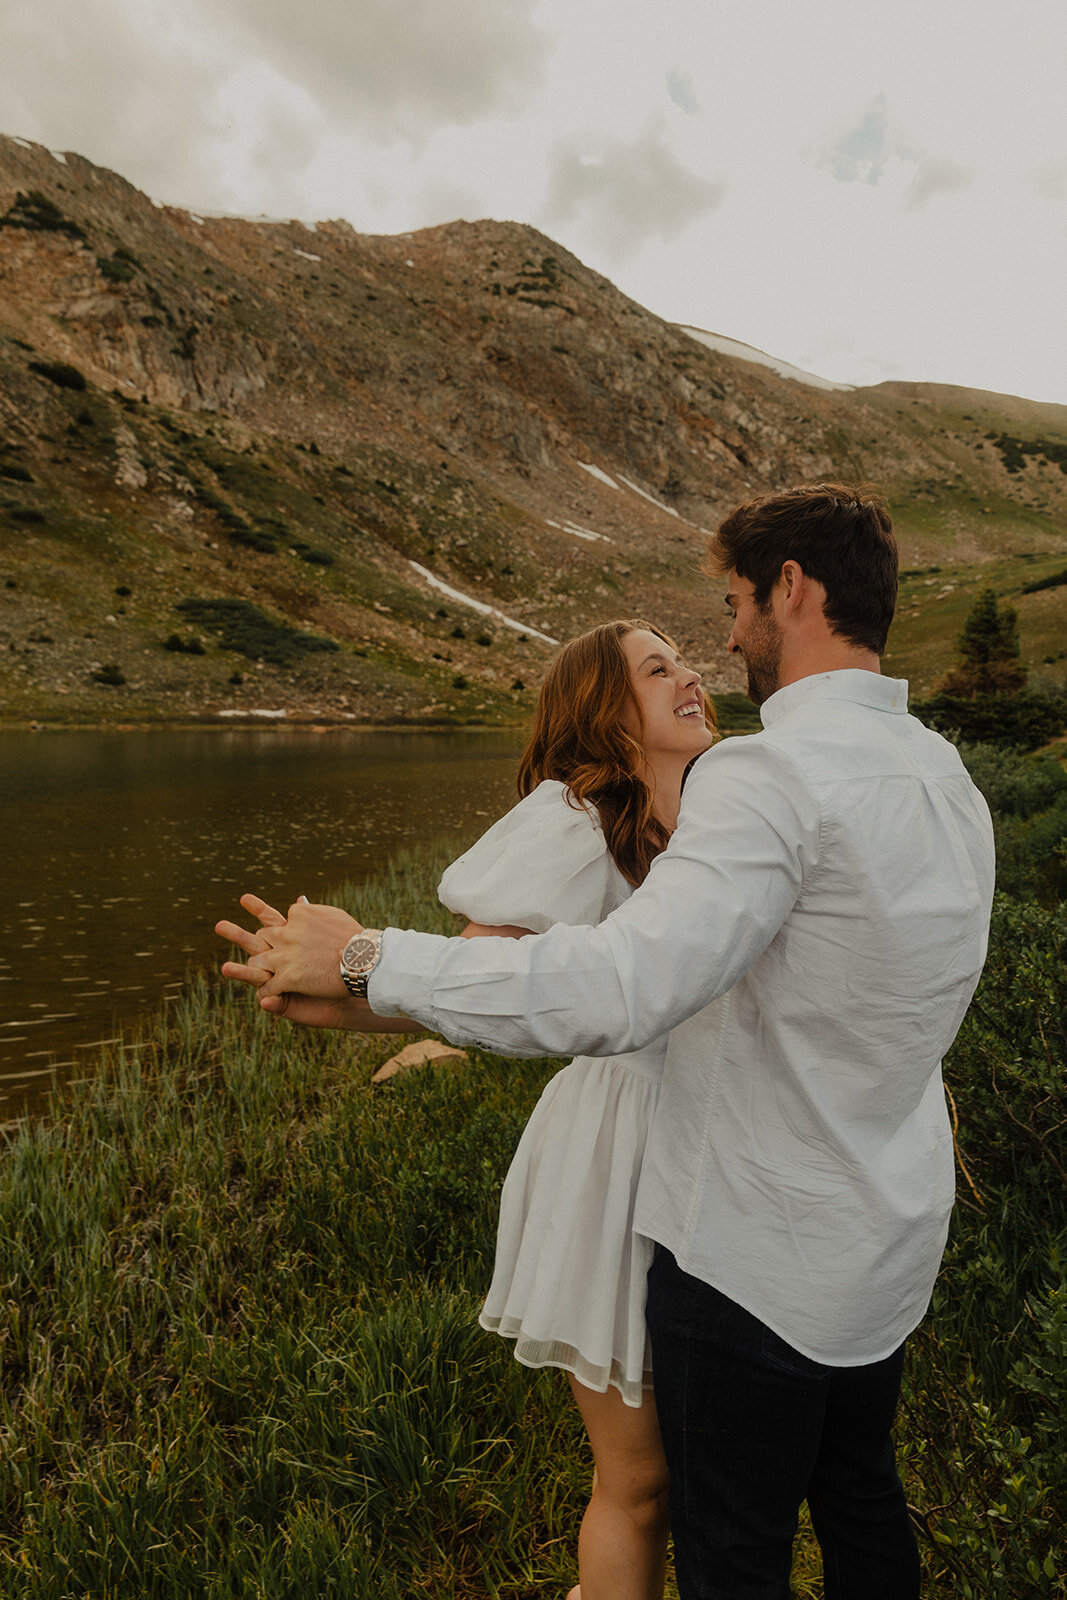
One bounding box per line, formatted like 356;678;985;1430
0;714;526;734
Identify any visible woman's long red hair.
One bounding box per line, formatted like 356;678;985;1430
516;620;716;886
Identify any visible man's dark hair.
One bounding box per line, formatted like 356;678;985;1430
706;483;898;654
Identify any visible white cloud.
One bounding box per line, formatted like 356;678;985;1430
666;71;699;115
545;124;723;257
415;177;483;228
905;159;972;210
815;94;923;186
0;0;549;214
818;94;893;185
1033;165;1067;201
206;0;549;143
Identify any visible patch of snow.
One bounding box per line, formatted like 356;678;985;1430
293;248;321;262
617;474;680;518
189;214;205;225
191;207;287;224
12;137;33;150
578;462;619;490
405;259;415;267
545;518;612;544
676;325;854;393
49;149;67;165
408;561;558;645
218;708;287;719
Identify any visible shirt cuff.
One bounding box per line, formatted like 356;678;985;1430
367;926;449;1025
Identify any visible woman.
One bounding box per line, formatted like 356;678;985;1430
220;619;716;1600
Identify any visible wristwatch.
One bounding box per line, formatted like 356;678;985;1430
339;929;383;999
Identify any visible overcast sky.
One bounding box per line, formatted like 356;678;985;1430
4;0;1066;403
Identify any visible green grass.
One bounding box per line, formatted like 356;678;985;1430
885;554;1067;696
1;823;1064;1596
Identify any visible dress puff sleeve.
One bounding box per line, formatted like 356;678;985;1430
438;779;631;933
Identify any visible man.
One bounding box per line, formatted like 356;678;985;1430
221;483;995;1598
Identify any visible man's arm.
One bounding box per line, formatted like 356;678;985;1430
249;741;821;1058
217;896;534;1031
367;740;820;1055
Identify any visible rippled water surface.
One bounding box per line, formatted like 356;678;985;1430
1;727;522;1118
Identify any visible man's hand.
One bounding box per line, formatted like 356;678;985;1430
217;893;362;999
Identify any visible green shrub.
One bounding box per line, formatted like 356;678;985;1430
0;189;86;239
91;662;126;686
28;360;87;391
906;891;1067;1591
162;633;205;655
990;794;1067;902
1021;568;1067;596
710;691;762;733
175;598;339;665
914;692;1067;750
958;744;1067;819
97;253;136;284
194;485;278;552
287;539;334;566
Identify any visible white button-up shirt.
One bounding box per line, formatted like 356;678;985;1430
372;671;996;1364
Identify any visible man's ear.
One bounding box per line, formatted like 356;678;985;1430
780;560;804;611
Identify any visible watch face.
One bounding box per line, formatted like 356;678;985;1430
342;933;379;972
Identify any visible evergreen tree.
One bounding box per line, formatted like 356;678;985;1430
940;587;1027;697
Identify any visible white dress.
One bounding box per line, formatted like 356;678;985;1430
437;779;668;1407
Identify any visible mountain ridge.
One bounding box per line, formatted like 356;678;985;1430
1;134;1065;726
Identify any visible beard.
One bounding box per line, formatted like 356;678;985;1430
741;606;783;706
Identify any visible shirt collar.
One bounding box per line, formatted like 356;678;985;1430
759;669;910;729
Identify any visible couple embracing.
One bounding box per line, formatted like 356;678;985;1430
219;483;995;1600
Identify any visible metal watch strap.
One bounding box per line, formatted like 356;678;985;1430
340;930;383;1000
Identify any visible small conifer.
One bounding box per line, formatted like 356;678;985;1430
940;587;1027;697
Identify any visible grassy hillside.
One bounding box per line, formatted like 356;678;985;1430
1;135;1065;724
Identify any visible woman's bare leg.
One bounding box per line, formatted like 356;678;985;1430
564;1374;669;1600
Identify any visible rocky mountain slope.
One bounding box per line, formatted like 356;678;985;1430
2;134;1065;726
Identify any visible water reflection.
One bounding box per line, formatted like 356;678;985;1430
1;727;522;1118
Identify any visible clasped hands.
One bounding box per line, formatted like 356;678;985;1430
215;893;365;1028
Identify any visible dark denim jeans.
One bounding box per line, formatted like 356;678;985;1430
646;1248;921;1600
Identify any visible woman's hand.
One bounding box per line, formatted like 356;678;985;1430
215;892;289;976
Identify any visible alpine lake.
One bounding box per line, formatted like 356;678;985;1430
0;725;523;1122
